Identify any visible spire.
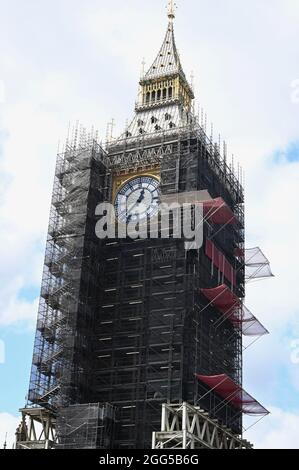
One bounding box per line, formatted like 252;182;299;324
144;19;185;81
120;2;195;140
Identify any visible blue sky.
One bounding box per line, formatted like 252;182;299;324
1;0;299;448
273;141;299;164
0;329;33;414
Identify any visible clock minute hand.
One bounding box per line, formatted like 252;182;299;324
126;189;145;220
128;189;145;212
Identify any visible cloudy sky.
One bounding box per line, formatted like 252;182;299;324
1;0;299;449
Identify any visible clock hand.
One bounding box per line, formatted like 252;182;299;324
136;188;145;204
127;189;146;215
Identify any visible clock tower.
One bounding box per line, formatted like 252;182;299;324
18;3;269;451
89;8;247;448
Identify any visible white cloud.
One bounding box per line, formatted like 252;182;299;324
0;80;5;104
0;412;20;449
0;277;39;327
246;407;299;449
245;160;299;327
242;158;299;447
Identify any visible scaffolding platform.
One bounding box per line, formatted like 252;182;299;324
152;402;253;449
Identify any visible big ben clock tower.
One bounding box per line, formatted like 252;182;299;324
17;2;269;451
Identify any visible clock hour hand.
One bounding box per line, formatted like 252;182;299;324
136;188;145;204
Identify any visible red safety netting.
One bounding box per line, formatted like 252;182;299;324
201;284;240;315
202;197;237;225
200;284;268;336
205;240;236;287
196;374;269;416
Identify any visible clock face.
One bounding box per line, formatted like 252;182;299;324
115;176;160;223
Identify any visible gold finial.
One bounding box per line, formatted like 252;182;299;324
167;0;176;21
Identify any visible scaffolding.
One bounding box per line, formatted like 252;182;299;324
55;403;116;449
26;136;108;415
244;247;274;282
19;116;271;449
86;121;247;448
15;408;56;449
152;402;253;449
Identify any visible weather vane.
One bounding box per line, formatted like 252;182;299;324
167;0;177;21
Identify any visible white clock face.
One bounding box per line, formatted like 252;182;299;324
115;176;160;223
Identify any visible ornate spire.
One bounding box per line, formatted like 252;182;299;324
144;18;185;81
120;2;195;140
